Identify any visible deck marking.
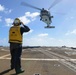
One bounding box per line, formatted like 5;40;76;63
0;54;10;58
0;57;76;61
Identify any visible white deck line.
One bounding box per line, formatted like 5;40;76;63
0;57;76;61
0;54;10;58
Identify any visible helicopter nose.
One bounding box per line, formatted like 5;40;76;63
45;19;47;21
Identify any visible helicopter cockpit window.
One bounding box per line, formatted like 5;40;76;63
41;10;48;16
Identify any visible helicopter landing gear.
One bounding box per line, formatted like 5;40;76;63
51;16;53;18
40;18;42;21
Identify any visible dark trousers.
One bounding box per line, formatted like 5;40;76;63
10;43;22;70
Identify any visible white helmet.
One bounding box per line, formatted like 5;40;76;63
13;18;21;26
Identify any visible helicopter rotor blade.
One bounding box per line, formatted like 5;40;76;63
21;2;42;10
48;0;62;10
52;12;66;15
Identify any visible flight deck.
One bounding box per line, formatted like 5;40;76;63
0;47;76;75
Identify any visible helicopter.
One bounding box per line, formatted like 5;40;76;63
21;0;62;28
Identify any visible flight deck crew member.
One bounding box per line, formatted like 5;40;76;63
9;18;30;74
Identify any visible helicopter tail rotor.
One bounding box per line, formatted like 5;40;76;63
21;2;42;10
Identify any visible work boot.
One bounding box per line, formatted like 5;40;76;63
10;66;14;70
11;67;14;70
16;68;25;74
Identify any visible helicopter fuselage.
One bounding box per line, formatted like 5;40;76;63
40;9;53;27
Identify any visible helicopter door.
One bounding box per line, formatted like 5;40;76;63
41;15;51;25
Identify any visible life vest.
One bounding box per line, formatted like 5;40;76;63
9;26;22;43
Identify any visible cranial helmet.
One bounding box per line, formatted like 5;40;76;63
13;18;21;26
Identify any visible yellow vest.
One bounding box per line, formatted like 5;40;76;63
9;26;22;43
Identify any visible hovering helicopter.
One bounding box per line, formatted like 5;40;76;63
21;0;62;28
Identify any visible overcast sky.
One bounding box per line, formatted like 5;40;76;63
0;0;76;47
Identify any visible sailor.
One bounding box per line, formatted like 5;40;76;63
9;18;30;74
